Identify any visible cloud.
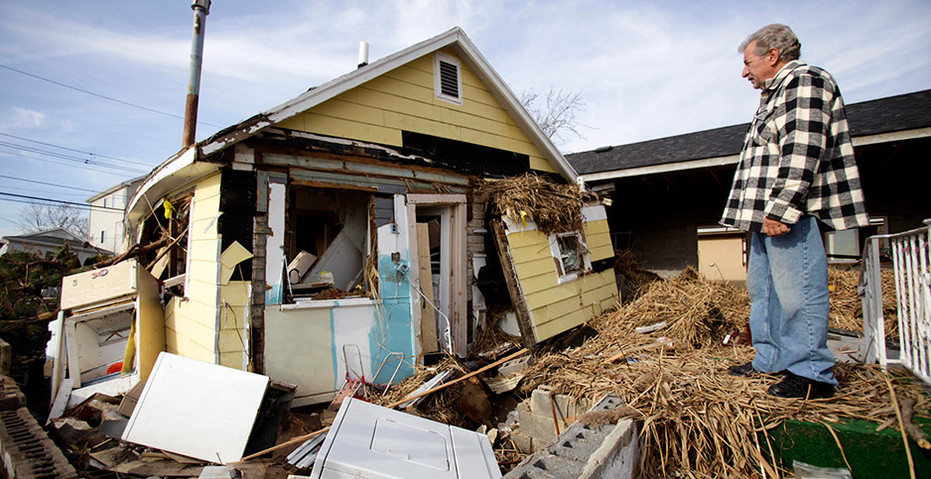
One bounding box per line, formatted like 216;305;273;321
2;107;46;129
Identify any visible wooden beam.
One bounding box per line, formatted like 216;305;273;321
490;219;537;349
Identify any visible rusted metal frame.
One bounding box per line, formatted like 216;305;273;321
490;219;538;349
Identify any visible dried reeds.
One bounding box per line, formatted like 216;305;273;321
514;266;926;477
479;174;595;235
828;266;899;339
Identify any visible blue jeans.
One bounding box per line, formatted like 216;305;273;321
747;216;836;384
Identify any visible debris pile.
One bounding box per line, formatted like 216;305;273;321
480;174;596;235
829;266;899;339
369;261;923;477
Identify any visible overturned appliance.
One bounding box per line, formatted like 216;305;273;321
46;259;165;418
121;352;293;464
310;397;500;479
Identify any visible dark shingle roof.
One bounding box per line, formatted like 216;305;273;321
568;89;931;175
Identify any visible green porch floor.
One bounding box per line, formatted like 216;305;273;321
764;416;931;477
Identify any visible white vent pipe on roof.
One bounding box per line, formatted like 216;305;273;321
358;41;369;68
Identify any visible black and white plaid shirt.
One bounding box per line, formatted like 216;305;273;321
721;60;869;232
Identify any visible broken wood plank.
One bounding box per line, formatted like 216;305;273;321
490;219;537;349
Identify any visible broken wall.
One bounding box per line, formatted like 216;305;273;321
165;172;222;364
502;205;618;342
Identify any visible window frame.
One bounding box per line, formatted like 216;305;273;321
548;230;591;284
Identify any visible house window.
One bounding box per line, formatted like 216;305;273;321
282;185;372;301
549;231;591;283
103;197;108;208
100;230;106;244
434;53;462;105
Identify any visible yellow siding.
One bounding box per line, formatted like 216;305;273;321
218;281;250;369
274;50;558;174
583;219;613;261
505;218;619;343
163;172;222;364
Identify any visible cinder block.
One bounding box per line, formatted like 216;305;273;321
530;386;555;414
505;393;638;479
529;387;588;421
510;431;535;454
0;407;79;478
498;356;532;377
0;377;26;411
518;410;561;442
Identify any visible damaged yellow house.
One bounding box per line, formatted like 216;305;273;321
47;27;619;409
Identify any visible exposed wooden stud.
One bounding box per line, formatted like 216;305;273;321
490;219;537;348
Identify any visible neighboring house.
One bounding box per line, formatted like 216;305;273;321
111;28;617;407
568;89;931;282
0;228;101;264
87;175;145;255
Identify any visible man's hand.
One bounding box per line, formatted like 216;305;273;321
762;217;791;237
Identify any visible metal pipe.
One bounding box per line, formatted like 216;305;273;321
183;0;211;149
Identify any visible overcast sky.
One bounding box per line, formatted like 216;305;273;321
1;0;929;238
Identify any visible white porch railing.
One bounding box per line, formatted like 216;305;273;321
860;219;931;384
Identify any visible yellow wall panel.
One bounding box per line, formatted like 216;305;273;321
167;172;223;362
535;309;590;341
518;272;559;294
524;283;581;311
271;49;563;174
293;112;402;146
530;156;557;173
514;256;558;280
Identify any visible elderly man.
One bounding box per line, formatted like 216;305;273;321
721;24;869;399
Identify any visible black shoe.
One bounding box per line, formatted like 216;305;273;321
767;373;834;399
727;362;761;377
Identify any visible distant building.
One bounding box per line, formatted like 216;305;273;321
87;176;145;254
0;228;101;264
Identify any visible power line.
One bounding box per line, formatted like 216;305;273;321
0;64;222;128
0;184;93;199
0;142;147;174
0;132;152;167
0;174;99;193
0;151;133;178
0;191;124;211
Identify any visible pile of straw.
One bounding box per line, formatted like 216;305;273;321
614;249;662;303
828;266;899;339
480;174;595;235
516;267;926;477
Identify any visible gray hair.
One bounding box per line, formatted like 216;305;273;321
739;24;801;62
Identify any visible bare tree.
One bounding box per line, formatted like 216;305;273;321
18;202;90;240
519;87;588;146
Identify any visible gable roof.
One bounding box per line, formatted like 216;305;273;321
570;89;931;180
198;27;577;181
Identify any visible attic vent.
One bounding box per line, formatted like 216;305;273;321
434;53;462;105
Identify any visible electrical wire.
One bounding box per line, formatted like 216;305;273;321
0;64;222;128
0;174;99;193
0;132;152;168
0;141;146;174
0;191;123;211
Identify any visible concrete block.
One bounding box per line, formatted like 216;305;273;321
529;387;588;421
505;393;639;479
0;407;79;478
579;419;639;479
498;356;532;377
518;410;561;442
529;386;555;414
0;377;26;411
511;431;535;454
